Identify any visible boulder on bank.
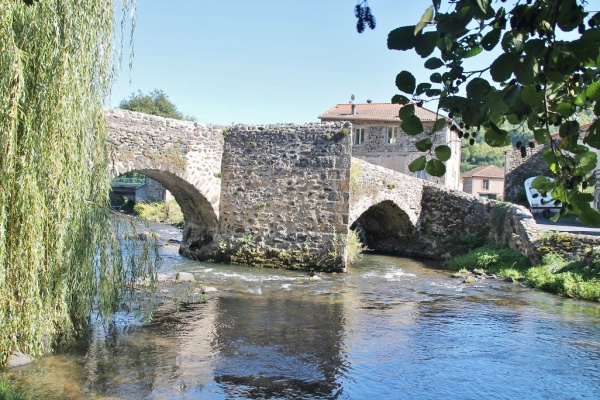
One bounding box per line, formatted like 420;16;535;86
175;272;196;283
7;350;34;368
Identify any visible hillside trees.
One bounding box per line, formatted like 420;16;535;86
0;0;154;365
356;0;600;224
119;89;195;120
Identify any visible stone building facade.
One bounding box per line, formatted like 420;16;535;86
319;102;461;190
461;165;505;199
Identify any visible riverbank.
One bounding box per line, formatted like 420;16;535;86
446;243;600;302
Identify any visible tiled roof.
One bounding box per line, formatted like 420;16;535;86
318;103;443;123
462;164;505;179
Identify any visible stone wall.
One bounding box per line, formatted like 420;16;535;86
106;110;598;272
417;185;493;258
192;122;352;272
504;144;553;205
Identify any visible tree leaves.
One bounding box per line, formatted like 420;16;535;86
401;115;424;135
426;159;446;176
435;145;452;161
482;28;501;51
369;0;600;223
395;71;416;94
424;57;444;69
388;26;417;50
415;32;439;57
415;6;434;35
409;156;427;172
433;117;446;132
416;138;432;151
490;53;518;82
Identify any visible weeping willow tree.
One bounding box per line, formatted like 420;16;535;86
0;0;155;365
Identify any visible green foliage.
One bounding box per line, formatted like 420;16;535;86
526;261;600;301
461;133;507;172
134;200;184;228
0;375;39;400
446;245;531;276
347;229;368;264
356;0;600;224
448;244;600;301
0;0;160;366
119;89;195;121
112;172;146;184
240;233;253;244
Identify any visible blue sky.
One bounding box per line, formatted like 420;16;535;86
109;1;457;125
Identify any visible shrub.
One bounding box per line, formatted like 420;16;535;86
446;245;530;276
347;229;368;264
134;200;184;228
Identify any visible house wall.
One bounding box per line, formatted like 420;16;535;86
350;122;460;189
463;177;504;198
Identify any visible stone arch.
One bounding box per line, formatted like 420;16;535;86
350;200;421;257
134;169;217;252
105;109;225;255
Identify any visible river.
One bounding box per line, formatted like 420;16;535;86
3;225;600;399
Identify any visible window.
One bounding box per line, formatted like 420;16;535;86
353;128;365;146
386;126;398;144
482;179;490;190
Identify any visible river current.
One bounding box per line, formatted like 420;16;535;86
3;225;600;399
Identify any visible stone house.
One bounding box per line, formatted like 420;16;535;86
318;102;461;189
461;165;505;200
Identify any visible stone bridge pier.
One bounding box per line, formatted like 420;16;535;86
106;109;224;254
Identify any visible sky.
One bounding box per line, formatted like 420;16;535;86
109;1;448;125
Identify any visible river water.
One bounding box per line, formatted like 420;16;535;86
3;225;600;399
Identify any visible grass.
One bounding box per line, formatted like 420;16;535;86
446;245;600;302
0;375;52;400
133;200;184;228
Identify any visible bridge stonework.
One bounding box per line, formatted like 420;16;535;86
106;110;586;271
191;123;353;271
106;109;224;250
349;159;493;259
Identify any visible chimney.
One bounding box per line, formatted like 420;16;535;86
351;103;356;115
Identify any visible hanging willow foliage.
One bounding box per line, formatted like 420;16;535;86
0;0;155;365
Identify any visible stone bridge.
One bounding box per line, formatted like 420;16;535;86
106;110;536;272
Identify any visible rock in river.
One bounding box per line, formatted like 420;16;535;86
175;272;196;283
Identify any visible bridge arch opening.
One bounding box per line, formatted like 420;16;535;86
113;169;218;254
350;200;418;256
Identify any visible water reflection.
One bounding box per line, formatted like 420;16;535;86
2;254;600;399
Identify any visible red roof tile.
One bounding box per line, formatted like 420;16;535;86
462;165;505;179
319;103;443;123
